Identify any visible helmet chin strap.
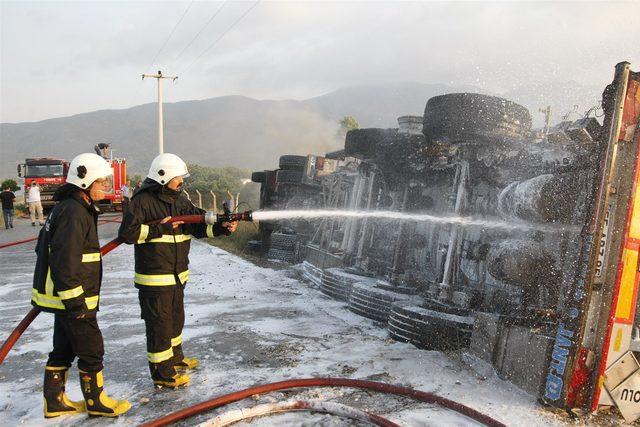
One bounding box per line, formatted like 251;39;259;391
162;183;182;196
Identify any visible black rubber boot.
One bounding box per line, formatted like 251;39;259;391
79;370;131;417
43;366;85;418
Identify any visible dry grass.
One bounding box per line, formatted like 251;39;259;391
206;221;260;256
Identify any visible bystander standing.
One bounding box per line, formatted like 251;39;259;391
1;185;16;229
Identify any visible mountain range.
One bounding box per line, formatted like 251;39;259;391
0;80;604;178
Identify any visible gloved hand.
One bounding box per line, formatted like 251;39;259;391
222;221;238;233
160;216;183;234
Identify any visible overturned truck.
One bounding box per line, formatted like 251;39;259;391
251;62;640;421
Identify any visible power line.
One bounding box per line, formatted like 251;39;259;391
148;0;195;69
180;0;260;76
170;0;228;69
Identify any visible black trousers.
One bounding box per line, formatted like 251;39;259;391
47;313;104;372
138;285;185;380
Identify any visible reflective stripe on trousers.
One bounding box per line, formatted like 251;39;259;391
147;347;174;363
134;270;190;286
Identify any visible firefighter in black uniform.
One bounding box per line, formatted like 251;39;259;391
32;153;131;418
118;153;236;388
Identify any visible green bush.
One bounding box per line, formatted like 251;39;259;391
1;179;18;191
183;164;260;212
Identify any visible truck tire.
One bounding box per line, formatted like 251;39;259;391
302;261;323;287
251;171;266;183
348;283;410;322
320;268;357;301
270;232;298;250
276;170;304;184
387;301;474;351
423;93;531;143
267;248;296;263
344;128;397;158
279;155;307;170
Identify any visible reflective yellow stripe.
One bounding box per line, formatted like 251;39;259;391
32;289;99;311
146;234;191;244
45;366;68;371
57;285;84;300
137;224;150;244
134;273;176;286
171;335;182;347
81;253;101;263
614;248;639;320
134;270;189;287
45;268;54;296
85;295;99;310
630;184;640;240
31;289;64;310
147;348;173;363
206;224;214;238
178;270;189;284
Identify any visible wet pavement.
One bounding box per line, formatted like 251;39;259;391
0;214;592;426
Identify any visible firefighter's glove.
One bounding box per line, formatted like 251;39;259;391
211;221;232;236
160;222;175;234
159;216;184;234
223;221;238;234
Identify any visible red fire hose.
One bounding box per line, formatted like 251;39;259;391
0;237;40;250
0;217;122;250
140;377;506;427
0;214;204;366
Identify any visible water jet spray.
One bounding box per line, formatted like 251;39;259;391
250;209;575;232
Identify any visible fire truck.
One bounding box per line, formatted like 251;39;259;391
17;157;69;209
17;143;127;211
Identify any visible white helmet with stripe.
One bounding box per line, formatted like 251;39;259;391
147;153;190;185
66;153;113;189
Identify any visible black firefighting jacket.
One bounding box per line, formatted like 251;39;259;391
31;185;103;315
118;179;228;290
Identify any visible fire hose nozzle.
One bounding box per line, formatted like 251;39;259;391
204;210;253;225
223;210;253;223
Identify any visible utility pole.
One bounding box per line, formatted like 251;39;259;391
142;70;178;154
539;105;551;142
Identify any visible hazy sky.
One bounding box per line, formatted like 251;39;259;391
1;0;638;123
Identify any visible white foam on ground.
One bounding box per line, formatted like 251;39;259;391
0;238;575;426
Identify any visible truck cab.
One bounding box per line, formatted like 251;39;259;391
18;158;69;209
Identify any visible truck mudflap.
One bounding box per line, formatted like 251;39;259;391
541;62;640;416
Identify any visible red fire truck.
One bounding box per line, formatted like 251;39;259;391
17;157;69;209
17;144;127;211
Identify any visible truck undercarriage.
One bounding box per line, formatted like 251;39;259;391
251;61;640;421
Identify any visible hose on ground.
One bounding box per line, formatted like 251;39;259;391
140;378;506;427
0;214;205;366
198;399;397;427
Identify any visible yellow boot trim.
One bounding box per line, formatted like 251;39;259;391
85;391;131;417
176;357;199;371
45;366;68;371
43;397;86;418
153;373;190;389
62;393;86;412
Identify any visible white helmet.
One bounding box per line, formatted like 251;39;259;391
66;153;113;189
147;153;189;185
